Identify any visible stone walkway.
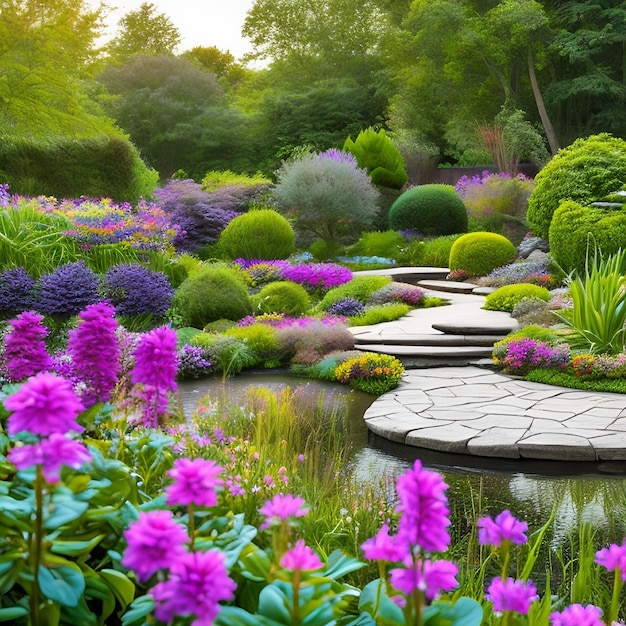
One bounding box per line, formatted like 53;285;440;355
351;268;626;462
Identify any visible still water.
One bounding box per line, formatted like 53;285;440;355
179;371;626;546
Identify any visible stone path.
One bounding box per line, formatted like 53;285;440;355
351;268;626;462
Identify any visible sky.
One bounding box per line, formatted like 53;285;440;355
95;0;256;60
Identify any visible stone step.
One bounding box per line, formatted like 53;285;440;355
355;267;450;284
417;279;479;294
354;343;494;358
432;321;518;336
352;332;504;347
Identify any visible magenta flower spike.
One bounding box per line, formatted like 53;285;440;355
361;523;406;563
3;311;53;382
67;302;120;406
595;542;626;580
122;510;188;582
390;558;459;600
485;577;538;614
280;540;324;572
151;549;236;625
8;433;92;483
259;493;309;530
477;509;528;547
5;372;84;437
550;603;605;626
395;459;451;553
166;457;223;508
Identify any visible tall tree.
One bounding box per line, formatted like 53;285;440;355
0;0;111;137
107;2;181;62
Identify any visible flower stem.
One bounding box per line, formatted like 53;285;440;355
30;466;45;626
291;570;301;626
187;504;196;550
609;568;623;624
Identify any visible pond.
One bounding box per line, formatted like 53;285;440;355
178;371;626;548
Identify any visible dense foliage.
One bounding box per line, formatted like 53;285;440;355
448;232;517;277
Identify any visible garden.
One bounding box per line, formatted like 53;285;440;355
2;131;626;625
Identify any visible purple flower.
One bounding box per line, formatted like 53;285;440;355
395;460;451;553
327;297;365;317
550;604;604;626
318;148;358;165
166;458;223;508
486;577;538;614
595;542;626;580
2;311;53;382
8;433;92;483
390;559;458;600
37;261;101;317
280;540;324;572
259;494;309;530
67;302;120;406
361;524;406;563
478;510;528;547
177;344;214;379
151;549;236;625
5;372;84;437
131;326;178;427
103;264;174;318
122;510;189;582
0;268;37;314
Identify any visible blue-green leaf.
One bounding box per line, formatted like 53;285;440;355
423;597;483;626
121;594;154;626
38;563;85;608
0;606;29;622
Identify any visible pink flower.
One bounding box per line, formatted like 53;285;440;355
478;510;528;547
596;542;626;580
166;458;223;508
131;326;178;427
5;372;84;437
395;460;450;553
67;302;120;406
550;603;604;626
280;540;324;572
259;494;309;530
390;558;458;600
8;433;92;483
486;577;538;614
361;524;406;563
2;311;53;382
151;549;236;625
122;510;188;582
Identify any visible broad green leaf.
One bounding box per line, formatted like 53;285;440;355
238;545;272;581
50;534;105;557
38;563;85;608
100;568;136;609
0;606;29;622
358;579;403;625
423;597;483;626
121;594;154;626
323;549;366;580
258;584;293;624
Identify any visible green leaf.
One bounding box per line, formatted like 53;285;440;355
358;579;404;625
258;583;293;624
43;490;89;529
423;597;483;626
50;534;105;558
323;549;366;580
100;568;136;610
0;606;29;622
238;545;272;581
216;606;284;626
121;594;154;626
38;563;85;608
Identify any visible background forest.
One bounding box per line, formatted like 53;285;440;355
1;0;624;193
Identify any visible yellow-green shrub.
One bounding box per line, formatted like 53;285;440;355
449;232;517;276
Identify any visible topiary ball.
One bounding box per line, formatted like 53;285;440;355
172;265;252;328
218;208;295;260
483;284;551;312
252;280;310;316
448;232;517;276
388;184;468;236
527;133;626;239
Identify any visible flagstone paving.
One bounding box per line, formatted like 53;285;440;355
352;268;626;462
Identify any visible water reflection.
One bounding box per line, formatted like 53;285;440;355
178;373;626;544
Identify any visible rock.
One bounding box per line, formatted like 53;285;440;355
518;236;549;259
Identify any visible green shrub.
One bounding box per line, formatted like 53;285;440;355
171;264;252;328
277;320;355;365
348;303;411;326
273;151;380;246
0;135;158;203
483;284;551;312
224;324;282;365
493;324;561;350
527;133;626;239
334;352;405;395
308;239;346;261
343;127;409;190
190;332;257;375
319;275;391;310
396;234;463;267
201;170;271;191
448;232;517;276
549;200;626;275
252;281;310;316
525;368;626;394
347;230;405;259
218;209;295;260
388;184;468;236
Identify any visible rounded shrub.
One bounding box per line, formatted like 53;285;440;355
448;232;517;276
224;324;282;365
549;200;626;275
319;275;391;310
218;208;295;260
388;184;468;236
252;281;310;316
172;265;252;328
527;133;626;239
483;284;551;312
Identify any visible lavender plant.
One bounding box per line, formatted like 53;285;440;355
0;267;37;316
